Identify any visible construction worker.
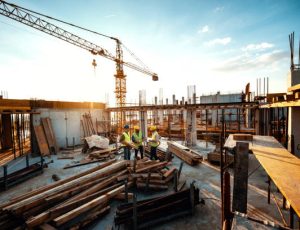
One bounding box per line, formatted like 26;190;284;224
119;124;131;160
132;125;144;159
148;125;161;160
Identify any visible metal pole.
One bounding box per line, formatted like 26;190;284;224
220;109;224;224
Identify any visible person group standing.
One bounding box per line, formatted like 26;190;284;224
132;125;144;159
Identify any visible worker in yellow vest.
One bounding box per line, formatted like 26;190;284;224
119;124;131;160
148;125;161;160
132;125;144;159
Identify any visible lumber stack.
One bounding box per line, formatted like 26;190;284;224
88;147;118;160
128;159;174;190
81;113;96;137
0;160;130;229
114;184;200;229
167;141;203;166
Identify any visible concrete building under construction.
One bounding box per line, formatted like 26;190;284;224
0;1;300;230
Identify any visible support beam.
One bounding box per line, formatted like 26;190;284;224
232;142;249;214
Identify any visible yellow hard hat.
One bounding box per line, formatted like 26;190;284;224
150;125;157;131
134;125;140;130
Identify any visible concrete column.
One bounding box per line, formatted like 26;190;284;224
255;109;260;135
185;109;197;146
288;107;300;156
140;111;147;139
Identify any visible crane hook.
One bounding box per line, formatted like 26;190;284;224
92;59;97;69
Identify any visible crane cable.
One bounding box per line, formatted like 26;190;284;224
1;0;115;40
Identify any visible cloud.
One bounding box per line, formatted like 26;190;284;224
205;37;231;46
214;6;224;13
104;14;116;18
199;25;209;33
214;50;289;72
242;42;274;52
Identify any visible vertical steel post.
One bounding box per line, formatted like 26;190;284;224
220;109;224;224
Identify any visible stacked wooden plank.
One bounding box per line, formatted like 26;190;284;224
41;117;59;154
34;125;50;156
128;159;174;191
34;117;58;156
167;141;203;166
88;147;118;161
81;113;96;137
114;184;200;229
0;160;129;229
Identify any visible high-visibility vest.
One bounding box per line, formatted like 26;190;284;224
149;131;160;147
132;130;143;147
123;132;130;143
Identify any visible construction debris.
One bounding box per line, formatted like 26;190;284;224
84;135;109;149
167;141;203;165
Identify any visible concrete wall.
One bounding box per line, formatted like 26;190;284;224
33;108;107;148
287;69;300;87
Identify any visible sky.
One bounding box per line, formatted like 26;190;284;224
1;0;300;106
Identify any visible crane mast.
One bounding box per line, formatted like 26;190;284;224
0;0;158;132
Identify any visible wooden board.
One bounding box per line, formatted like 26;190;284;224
34;125;50;156
225;135;300;218
41;118;56;154
45;117;59;153
288;84;300;92
233;134;253;141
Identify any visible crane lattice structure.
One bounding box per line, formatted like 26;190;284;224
0;0;158;131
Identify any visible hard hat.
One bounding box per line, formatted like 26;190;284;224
134;125;140;130
124;124;129;129
150;125;157;131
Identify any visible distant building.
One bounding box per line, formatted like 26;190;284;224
200;91;243;126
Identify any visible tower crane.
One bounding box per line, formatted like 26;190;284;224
0;0;158;130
